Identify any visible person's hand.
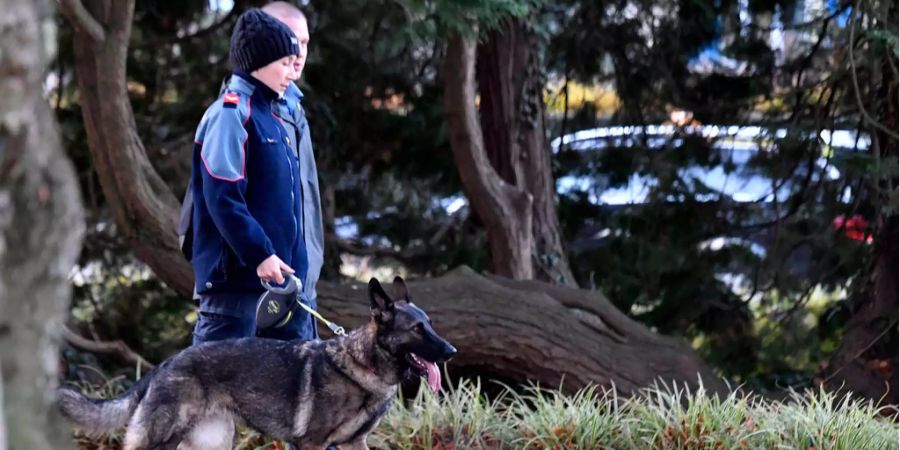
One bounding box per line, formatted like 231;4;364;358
256;254;294;284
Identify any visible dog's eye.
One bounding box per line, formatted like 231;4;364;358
414;324;425;334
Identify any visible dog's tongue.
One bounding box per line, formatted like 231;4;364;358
424;360;441;392
411;353;442;392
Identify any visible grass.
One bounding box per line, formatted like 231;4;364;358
69;375;898;450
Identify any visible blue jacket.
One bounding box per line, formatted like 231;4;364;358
190;71;308;295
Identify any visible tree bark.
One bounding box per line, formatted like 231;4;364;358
450;20;577;287
62;0;194;297
445;34;535;281
821;4;898;404
498;20;577;287
0;0;85;448
475;24;521;186
821;223;898;405
317;266;727;395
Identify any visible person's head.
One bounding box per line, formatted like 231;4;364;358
229;8;299;96
261;2;310;81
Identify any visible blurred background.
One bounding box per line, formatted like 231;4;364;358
33;0;897;410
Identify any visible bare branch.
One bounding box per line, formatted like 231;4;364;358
59;0;106;43
428;206;469;247
133;7;239;50
327;207;469;261
329;233;413;259
822;318;898;384
848;0;900;140
61;325;155;370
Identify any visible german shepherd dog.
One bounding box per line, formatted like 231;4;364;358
59;277;456;450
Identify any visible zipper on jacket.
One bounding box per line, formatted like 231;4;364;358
272;110;299;253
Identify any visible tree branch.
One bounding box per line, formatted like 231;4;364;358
327;207;469;261
61;325;155;370
848;0;900;140
69;0;195;298
59;0;106;43
428;206;469;246
329;233;417;260
133;7;239;50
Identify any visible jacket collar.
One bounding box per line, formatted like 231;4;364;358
231;70;280;104
285;82;304;103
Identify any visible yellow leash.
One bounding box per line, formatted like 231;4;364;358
287;274;347;336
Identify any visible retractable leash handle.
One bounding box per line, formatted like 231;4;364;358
256;272;348;336
260;271;301;294
255;271;301;329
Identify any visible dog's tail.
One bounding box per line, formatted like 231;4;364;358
58;369;155;434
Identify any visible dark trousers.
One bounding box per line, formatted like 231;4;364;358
192;292;316;345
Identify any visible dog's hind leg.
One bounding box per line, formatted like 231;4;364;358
123;420;185;450
336;438;368;450
123;428;183;450
122;389;189;450
123;418;184;450
180;414;235;450
122;400;152;450
150;436;183;450
291;441;332;450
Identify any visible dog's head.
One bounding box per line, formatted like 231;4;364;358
368;276;457;392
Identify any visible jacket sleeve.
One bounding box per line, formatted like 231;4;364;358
199;100;275;269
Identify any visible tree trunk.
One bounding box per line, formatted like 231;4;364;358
0;0;85;448
445;34;535;281
822;223;898;405
451;20;577;287
320;184;342;281
475;24;521;186
317;266;727;395
500;20;577;287
821;5;898;404
62;0;194;297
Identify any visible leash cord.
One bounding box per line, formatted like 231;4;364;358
287;274;347;336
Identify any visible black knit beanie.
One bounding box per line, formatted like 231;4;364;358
230;8;299;73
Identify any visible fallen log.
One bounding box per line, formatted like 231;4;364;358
316;266;727;395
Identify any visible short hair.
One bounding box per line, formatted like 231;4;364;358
261;1;306;22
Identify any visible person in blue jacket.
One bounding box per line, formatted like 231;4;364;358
188;8;311;344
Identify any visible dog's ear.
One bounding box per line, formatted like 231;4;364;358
368;278;395;318
392;276;410;303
